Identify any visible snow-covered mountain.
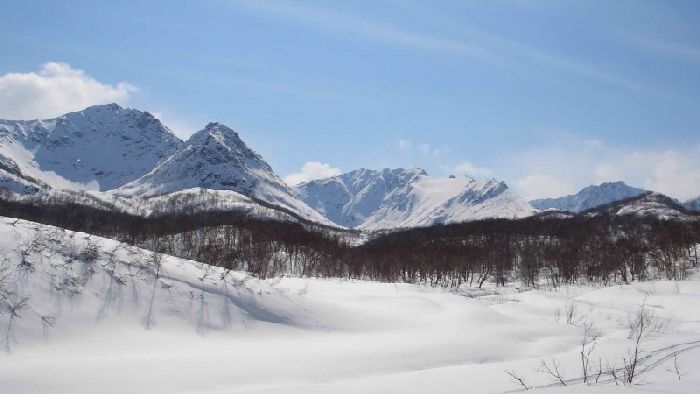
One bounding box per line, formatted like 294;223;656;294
586;192;697;221
295;168;535;230
530;181;648;212
0;104;182;190
117;122;333;225
686;196;700;211
0;105;334;226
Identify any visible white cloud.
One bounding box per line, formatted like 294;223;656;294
452;161;492;178
511;137;700;201
602;149;700;201
396;139;411;151
284;161;342;185
418;143;431;157
0;62;136;119
516;174;573;201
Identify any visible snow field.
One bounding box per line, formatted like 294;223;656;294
1;217;699;393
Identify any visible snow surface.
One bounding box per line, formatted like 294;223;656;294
3;217;700;393
530;182;648;213
296;168;535;230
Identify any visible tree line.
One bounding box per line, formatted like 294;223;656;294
1;192;699;287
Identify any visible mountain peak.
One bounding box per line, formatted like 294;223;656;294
115;121;334;225
204;122;233;132
191;122;241;144
84;102;123;111
0;104;183;191
531;181;648;212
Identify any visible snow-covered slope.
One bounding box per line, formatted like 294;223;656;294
0;104;182;190
296;168;535;230
4;187;328;226
117;122;334;226
530;181;647;212
0;170;41;196
605;192;697;220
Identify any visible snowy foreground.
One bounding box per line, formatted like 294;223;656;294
1;218;700;393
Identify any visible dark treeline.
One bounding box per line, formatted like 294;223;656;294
355;216;700;287
1;194;699;287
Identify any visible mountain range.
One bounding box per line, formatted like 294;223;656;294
295;168;534;230
1;104;698;229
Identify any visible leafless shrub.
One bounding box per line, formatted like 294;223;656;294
565;303;580;325
142;251;163;329
667;354;685;381
2;296;30;353
580;322;599;383
622;299;663;384
606;359;620;385
41;314;56;340
538;358;567;386
505;369;530;390
0;257;12;302
195;292;208;335
79;240;100;280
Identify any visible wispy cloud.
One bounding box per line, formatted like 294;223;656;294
623;33;700;66
451;161;493;178
453;24;653;93
396;139;411;152
232;0;653;94
231;0;495;61
219;77;384;105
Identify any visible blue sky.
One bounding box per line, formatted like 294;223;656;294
2;0;700;200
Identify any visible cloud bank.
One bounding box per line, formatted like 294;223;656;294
0;62;136;120
513;139;700;201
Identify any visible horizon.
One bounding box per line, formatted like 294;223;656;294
2;1;700;200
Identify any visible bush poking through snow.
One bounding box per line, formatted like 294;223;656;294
622;299;664;384
580;321;599;384
504;369;530;390
538;357;567;386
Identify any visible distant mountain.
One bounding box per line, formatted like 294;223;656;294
117;122;333;225
295;168;535;230
686;196;700;211
0;104;182;190
530;181;648;212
